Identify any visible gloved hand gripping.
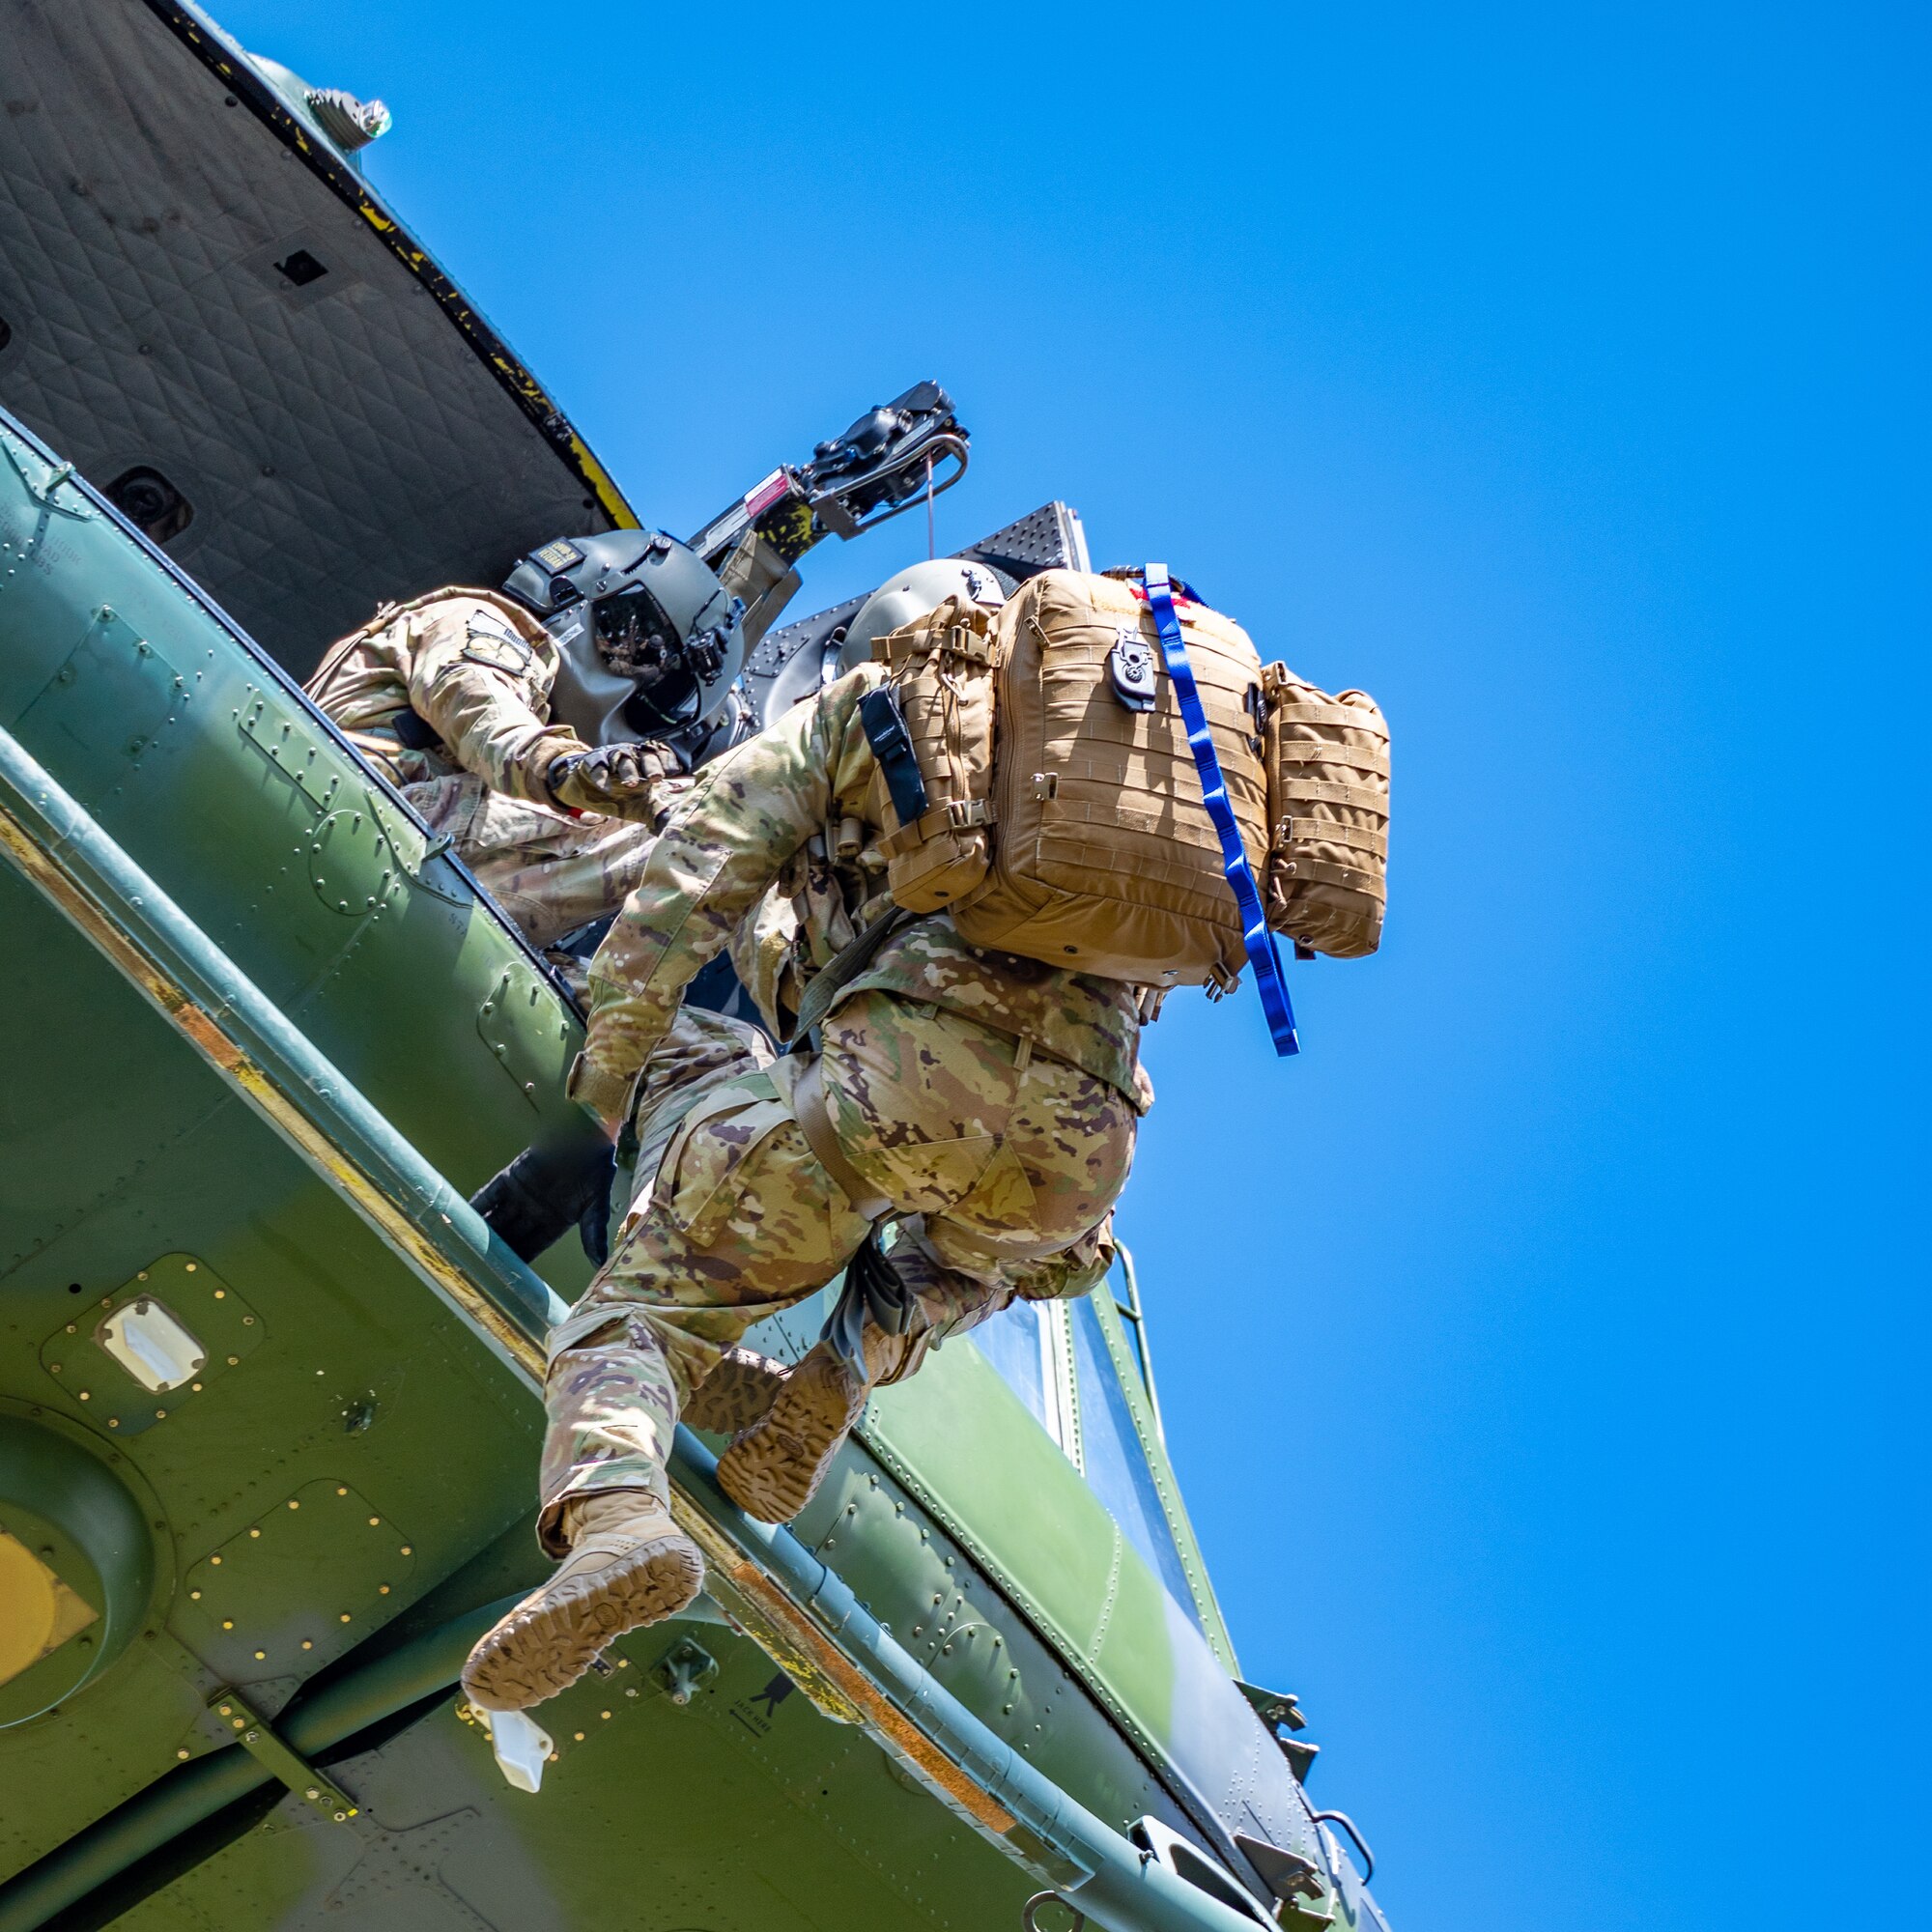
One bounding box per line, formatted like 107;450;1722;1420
545;740;684;820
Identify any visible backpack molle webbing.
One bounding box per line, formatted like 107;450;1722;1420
865;598;1000;913
874;570;1273;986
1262;666;1389;961
867;568;1390;1014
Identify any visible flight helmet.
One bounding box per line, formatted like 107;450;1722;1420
837;558;1007;674
503;530;746;742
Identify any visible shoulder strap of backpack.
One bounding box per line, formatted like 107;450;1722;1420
1144;562;1300;1058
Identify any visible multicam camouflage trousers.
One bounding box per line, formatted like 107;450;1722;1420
405;772;657;952
535;992;1137;1549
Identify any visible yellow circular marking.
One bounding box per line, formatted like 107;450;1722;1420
0;1537;59;1681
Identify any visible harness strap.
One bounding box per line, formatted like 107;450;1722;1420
874;620;996;667
1143;562;1299;1058
875;796;994;861
860;687;930;827
819;1225;915;1368
783;905;921;1049
772;1054;893;1221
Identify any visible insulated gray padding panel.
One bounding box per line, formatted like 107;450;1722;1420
0;0;617;672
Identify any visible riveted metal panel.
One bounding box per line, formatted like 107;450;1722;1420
40;1255;265;1441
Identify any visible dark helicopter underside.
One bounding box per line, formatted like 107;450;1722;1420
0;1;627;671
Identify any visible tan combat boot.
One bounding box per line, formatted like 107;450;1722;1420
681;1346;788;1435
715;1335;902;1523
461;1490;703;1712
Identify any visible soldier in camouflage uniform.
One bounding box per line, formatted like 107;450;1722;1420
463;580;1155;1715
305;586;689;960
308;526;749;967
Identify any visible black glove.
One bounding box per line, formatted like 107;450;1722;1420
545;741;678;818
471;1126;618;1266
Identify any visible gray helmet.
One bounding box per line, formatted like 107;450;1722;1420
838;557;1006;674
503;530;745;744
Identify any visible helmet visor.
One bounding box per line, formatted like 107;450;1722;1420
592;582;683;680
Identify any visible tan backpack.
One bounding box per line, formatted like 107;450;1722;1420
1261;665;1389;959
867;567;1388;993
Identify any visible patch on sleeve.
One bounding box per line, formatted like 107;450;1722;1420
461;611;537;676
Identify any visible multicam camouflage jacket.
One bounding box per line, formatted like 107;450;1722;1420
570;664;1154;1129
306;587;585;802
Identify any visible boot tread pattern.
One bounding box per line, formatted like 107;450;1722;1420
717;1356;867;1523
463;1536;704;1711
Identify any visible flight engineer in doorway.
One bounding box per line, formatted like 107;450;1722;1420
306;530;744;973
462;561;1155;1715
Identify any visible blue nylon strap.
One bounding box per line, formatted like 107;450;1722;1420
1143;562;1300;1057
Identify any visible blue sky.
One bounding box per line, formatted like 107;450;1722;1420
222;4;1925;1926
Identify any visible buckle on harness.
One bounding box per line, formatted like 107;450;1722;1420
876;796;993;860
859;687;929;826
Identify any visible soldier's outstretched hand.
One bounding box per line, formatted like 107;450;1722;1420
546;741;687;823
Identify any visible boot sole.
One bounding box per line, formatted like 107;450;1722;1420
683;1348;788;1435
716;1369;867;1524
462;1535;704;1713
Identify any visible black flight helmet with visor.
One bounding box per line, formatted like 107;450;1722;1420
503;531;746;747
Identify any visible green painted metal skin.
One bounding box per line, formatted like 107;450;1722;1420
0;409;1375;1928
